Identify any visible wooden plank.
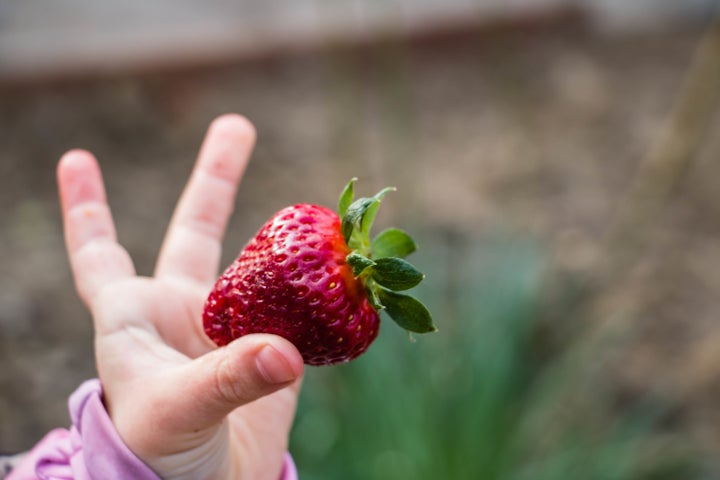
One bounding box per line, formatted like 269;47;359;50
0;0;570;82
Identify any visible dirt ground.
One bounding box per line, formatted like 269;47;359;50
1;21;719;460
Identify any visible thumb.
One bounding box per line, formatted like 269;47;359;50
159;334;304;433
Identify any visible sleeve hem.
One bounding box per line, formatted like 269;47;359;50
8;379;298;480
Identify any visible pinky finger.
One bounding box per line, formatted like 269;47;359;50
58;150;135;306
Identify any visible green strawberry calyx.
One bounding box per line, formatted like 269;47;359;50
338;178;437;335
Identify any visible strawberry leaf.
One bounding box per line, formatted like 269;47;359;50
336;180;434;334
339;182;397;254
360;187;395;236
377;288;436;334
338;177;357;218
371;257;424;291
347;252;376;277
342;197;374;246
366;280;385;311
371;228;417;259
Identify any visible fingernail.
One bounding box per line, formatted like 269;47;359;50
256;344;299;384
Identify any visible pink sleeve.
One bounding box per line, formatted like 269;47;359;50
7;379;298;480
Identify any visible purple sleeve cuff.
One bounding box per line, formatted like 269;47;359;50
8;379;298;480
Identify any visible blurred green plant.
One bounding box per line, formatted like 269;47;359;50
290;232;699;479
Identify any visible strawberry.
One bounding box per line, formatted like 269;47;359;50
203;179;436;365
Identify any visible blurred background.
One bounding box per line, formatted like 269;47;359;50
2;1;720;478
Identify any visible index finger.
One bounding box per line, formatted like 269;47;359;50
154;114;256;286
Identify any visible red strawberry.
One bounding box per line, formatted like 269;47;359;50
203;179;435;365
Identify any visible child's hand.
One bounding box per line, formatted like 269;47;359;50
57;114;304;480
